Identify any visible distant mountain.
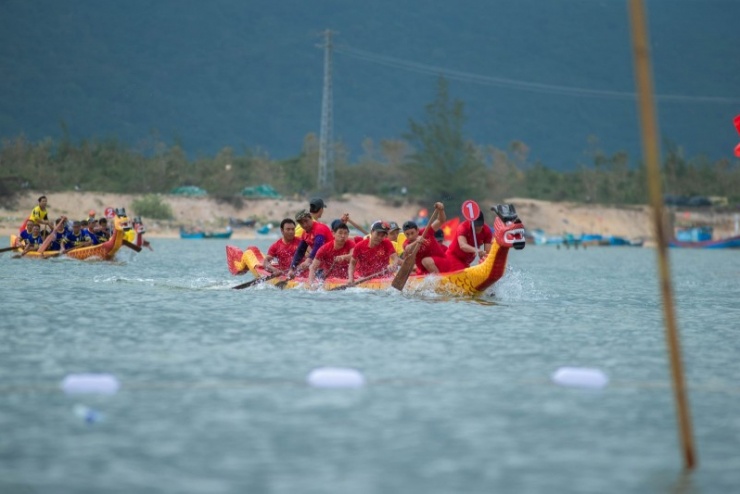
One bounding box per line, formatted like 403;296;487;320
1;0;739;170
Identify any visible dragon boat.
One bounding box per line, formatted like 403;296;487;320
9;210;134;260
226;204;526;297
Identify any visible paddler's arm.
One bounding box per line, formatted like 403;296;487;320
430;202;445;230
307;235;326;261
288;240;309;277
457;234;485;258
308;258;321;288
262;255;279;274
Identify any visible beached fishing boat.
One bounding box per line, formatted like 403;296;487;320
226;204;526;297
9;210;134;260
669;227;740;249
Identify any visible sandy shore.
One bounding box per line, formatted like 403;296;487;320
2;191;737;242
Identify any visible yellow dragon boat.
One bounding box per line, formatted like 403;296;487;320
9;210;134;261
226;204;526;297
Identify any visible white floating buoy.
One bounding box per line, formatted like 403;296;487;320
61;374;120;395
307;367;366;389
551;367;609;389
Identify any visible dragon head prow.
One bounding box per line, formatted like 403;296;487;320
491;204;526;250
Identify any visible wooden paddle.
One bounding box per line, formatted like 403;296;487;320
122;239;143;252
328;268;390;292
391;208;439;291
233;271;283;290
0;246;21;254
38;216;67;254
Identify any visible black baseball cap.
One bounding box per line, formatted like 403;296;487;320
388;221;400;232
309;198;327;213
371;221;390;233
402;220;418;232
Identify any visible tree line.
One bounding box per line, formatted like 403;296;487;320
2;79;738;210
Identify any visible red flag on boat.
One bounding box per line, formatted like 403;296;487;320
440;217;460;243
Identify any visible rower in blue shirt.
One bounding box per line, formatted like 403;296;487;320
64;220;94;250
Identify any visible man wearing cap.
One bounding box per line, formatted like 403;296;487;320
263;218;302;274
387;221;407;256
308;220;356;287
295;197;327;237
445;210;492;269
62;220;94;250
348;221;399;283
401;202;448;274
288;209;334;278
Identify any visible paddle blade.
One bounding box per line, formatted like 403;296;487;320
37;216;66;254
233;271;281;290
734;115;740;136
735;143;740;158
391;251;417;291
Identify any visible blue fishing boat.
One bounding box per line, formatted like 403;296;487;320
669;227;740;249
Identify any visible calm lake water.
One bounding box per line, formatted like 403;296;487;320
1;238;739;494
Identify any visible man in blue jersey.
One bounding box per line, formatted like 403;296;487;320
20;223;44;255
63;220;94;251
81;219;99;245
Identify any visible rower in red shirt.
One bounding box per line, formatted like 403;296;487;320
288;209;334;277
401;202;448;274
444;211;493;271
263;218;302;273
348;221;399;283
308;220;356;287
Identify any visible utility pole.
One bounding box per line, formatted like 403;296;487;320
318;29;334;192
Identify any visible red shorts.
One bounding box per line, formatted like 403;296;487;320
429;254;467;273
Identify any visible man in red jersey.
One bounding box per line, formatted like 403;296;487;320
348;221;399;283
295;197;327;237
444;211;493;271
308;221;355;287
401;202;448;274
287;209;334;277
263;218;302;273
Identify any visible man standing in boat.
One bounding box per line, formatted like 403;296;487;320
348;221;399;283
27;195;52;231
307;220;355;287
401;202;448;274
263;218;302;274
287;210;334;278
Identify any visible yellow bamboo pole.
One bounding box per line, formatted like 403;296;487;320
627;0;696;470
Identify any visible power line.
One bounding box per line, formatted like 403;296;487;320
334;44;740;104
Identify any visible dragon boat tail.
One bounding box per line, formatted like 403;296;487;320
226;204;526;297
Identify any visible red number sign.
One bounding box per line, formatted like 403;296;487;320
104;207;116;218
461;200;481;221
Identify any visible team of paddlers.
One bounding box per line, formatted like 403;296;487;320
8;195;493;282
258;197;494;287
9;195;146;256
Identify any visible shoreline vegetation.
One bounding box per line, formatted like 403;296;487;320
2;191;738;243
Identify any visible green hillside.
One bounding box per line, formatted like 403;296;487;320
1;0;739;169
